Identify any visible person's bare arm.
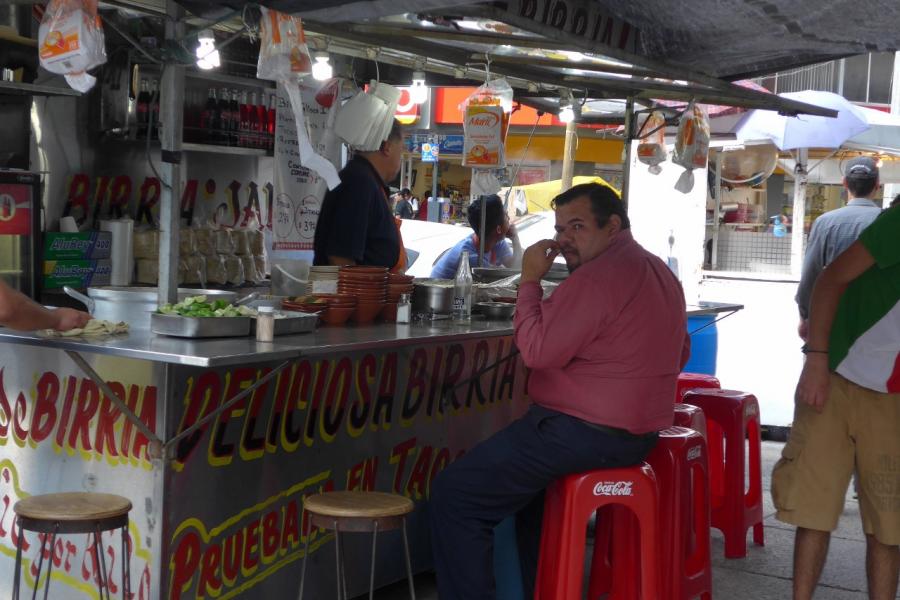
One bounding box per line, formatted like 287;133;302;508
0;280;91;331
795;241;875;411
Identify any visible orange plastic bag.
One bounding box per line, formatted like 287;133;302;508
636;111;668;174
672;102;710;193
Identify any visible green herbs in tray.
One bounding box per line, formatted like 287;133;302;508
158;295;256;318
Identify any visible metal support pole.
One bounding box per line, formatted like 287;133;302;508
712;155;722;270
478;174;487;266
560;120;576;193
790;148;808;277
158;0;184;306
431;153;439;222
620;97;635;206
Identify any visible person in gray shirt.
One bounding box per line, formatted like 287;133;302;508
796;156;883;340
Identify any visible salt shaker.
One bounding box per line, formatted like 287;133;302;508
397;293;411;324
256;306;275;342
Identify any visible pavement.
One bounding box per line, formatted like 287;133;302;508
364;440;883;599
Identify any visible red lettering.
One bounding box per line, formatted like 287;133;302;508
180;179;199;225
0;369;13;440
94;383;125;457
198;542;222;597
169;531;201;598
242;519;260;575
108;175;132;219
222;530;243;586
390;437;417;494
136;178;161;226
362;456;378;492
261;510;280;560
55;376;77;449
119;384;141;459
406;446;433;499
281;501;300;550
64;174;91;224
68;379;99;452
30;372;59;444
11;391;27;443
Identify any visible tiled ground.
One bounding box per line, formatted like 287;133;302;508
364;441;881;599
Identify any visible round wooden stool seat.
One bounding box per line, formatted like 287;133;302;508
304;491;414;519
15;492;132;522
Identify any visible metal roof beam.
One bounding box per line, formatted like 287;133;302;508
484;54;656;78
347;24;570;51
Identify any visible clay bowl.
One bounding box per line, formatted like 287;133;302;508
339;272;389;284
352;302;385;324
387;283;414;294
314;293;357;304
320;307;354;326
388;273;415;284
282;302;324;313
337;282;387;292
340;266;388;275
380;302;398;322
338;289;387;300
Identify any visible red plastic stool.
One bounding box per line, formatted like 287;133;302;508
674;403;708;440
676;373;721;402
535;464;661;600
588;427;712;600
684;389;763;558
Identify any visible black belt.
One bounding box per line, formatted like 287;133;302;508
579;420;658;440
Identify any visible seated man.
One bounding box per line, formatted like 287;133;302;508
430;194;522;278
429;182;690;599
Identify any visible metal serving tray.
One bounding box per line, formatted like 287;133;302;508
250;312;319;336
150;313;251;338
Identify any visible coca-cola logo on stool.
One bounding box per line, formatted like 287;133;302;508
687;445;702;461
593;481;633;496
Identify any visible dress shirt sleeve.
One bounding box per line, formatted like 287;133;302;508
514;278;604;369
323;179;369;262
795;220;825;319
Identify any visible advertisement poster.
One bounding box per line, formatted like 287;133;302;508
271;83;342;255
0;184;33;236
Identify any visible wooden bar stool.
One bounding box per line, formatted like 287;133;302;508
12;492;132;600
298;491;416;600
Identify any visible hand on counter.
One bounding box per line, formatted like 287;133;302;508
521;239;560;284
53;307;92;332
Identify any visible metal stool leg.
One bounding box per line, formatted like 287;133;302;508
368;520;379;600
93;527;112;600
41;525;58;600
29;529;49;600
120;525;131;600
401;518;416;600
297;511;312;600
12;517;23;600
339;530;349;600
333;520;343;600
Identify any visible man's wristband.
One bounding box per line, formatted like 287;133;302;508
801;344;828;355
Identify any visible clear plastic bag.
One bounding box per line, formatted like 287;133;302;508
223;255;245;286
672;102;710;193
132;229;159;259
461;79;513;169
637;111;668;174
205;255;227;285
38;0;107;93
256;7;311;82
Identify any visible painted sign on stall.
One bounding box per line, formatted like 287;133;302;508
421;142;439;163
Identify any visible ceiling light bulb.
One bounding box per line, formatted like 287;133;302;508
527;82;539;93
409;70;428;104
563;51;585;62
195;29;219;70
312;52;333;81
559;104;575;124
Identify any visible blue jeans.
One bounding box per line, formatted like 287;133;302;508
429;404;658;600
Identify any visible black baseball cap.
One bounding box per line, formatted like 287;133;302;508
845;156;879;180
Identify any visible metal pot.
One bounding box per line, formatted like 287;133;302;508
412;280;455;315
477;301;516;320
64;286;238;329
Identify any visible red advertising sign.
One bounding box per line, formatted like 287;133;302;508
0;184;33;236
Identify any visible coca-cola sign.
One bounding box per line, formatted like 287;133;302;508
593;480;633;496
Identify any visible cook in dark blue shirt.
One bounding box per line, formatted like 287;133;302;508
313;120;404;269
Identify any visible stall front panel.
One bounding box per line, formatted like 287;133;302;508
163;334;526;599
0;346;166;599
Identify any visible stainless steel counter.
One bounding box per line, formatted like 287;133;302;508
685;301;744;317
0;319;516;367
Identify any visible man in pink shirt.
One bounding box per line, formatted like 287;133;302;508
430;182;690;599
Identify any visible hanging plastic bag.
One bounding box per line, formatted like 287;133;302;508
257;7;340;189
461;79;513;169
672;102;710;193
637;111;668;175
334;81;402;151
38;0;107;93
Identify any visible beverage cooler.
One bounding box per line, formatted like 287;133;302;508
0;171;41;299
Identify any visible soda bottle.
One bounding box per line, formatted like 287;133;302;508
135;78;149;139
229;89;240;146
256;92;267;149
452;250;473;323
218;86;231;144
248;91;259;148
267;93;276;152
201;88;217;144
239;90;250;147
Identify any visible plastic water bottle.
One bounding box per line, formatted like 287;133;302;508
453;250;473;323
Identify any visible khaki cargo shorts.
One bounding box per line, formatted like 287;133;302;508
772;373;900;545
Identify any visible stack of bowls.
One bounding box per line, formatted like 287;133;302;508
338;266;387;324
383;273;415;322
283;294;357;325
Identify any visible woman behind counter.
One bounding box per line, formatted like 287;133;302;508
431;194;523;279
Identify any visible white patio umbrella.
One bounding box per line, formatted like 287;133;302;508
734;90;870;150
732;90;871;277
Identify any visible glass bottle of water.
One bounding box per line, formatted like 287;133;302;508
453;251;473;323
